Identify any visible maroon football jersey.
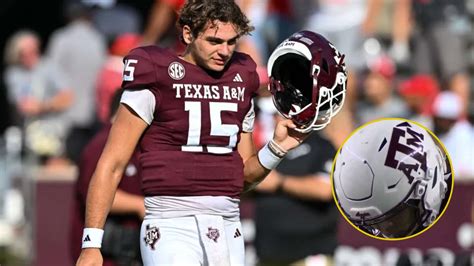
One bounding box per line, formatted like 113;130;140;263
122;46;260;197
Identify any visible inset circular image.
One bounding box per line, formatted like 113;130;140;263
332;118;453;240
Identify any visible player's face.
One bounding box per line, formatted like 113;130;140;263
184;21;239;72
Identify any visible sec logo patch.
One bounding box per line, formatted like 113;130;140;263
168;62;185;80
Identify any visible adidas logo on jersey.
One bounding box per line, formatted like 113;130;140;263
233;73;243;82
83;235;91;242
234;228;242;238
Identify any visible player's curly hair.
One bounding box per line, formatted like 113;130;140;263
178;0;254;43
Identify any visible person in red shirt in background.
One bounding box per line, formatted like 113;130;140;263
71;88;144;265
398;74;440;129
96;33;142;124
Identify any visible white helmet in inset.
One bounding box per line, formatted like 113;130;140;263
333;119;451;238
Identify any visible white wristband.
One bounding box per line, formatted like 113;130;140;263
258;143;284;170
81;228;104;249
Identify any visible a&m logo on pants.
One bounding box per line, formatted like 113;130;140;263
144;224;160;250
206;227;220;243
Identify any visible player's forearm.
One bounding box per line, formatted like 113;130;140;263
84;163;125;229
243;154;271;190
239;120;303;192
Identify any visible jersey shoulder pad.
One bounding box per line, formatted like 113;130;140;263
232;51;257;71
121;46;161;90
231;52;259;93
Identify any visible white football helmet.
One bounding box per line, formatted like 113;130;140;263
333;120;451;238
267;30;347;133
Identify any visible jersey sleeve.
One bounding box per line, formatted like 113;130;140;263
120;89;156;125
121;47;157;90
243;53;261;95
242;99;255;132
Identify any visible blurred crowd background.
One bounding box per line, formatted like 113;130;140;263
0;0;473;265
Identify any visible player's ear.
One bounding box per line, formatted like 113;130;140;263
182;25;194;45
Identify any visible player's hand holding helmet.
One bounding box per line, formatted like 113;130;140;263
333;120;451;238
267;30;347;133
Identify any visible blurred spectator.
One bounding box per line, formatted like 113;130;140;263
321;107;355;149
392;0;471;112
241;0;315;87
3;30;74;165
468;100;474;130
86;0;142;45
235;0;270;87
254;136;337;264
70;89;144;265
0;73;24;247
431;91;474;179
0;76;13;134
299;0;383;149
356;54;409;125
304;0;384;110
254;110;338;265
142;0;185;52
398;74;440;129
96;33;141;124
46;0;107;164
264;0;312;57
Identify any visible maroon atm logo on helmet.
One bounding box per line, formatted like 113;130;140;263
384;122;428;184
328;42;346;72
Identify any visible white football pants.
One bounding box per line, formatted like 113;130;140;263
140;215;245;266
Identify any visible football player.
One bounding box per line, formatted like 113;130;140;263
76;1;347;265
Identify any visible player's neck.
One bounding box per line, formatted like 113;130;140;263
179;48;196;65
